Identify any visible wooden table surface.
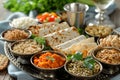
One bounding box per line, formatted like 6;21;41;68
0;0;120;80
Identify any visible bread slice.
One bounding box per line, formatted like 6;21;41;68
0;54;9;71
44;27;80;48
63;42;97;54
55;37;97;58
54;35;86;50
39;22;70;37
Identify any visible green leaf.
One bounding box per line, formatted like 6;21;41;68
71;52;83;61
84;61;94;69
77;0;94;6
30;35;52;50
46;56;55;62
3;0;94;14
43;45;52;50
30;34;37;39
77;28;84;34
83;56;95;69
67;54;73;61
34;37;46;45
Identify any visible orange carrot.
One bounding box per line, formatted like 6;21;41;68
33;52;65;69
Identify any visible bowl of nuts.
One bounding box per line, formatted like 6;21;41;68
0;28;32;42
92;46;120;66
85;25;113;38
9;39;44;57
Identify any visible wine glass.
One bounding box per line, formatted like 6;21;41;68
87;0;115;28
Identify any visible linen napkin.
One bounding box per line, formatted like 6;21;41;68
0;3;118;80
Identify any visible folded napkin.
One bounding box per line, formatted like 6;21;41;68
0;3;117;80
8;63;38;80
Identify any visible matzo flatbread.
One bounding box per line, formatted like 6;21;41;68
44;27;80;48
54;35;86;50
39;22;70;37
79;37;95;43
63;43;97;57
0;54;9;71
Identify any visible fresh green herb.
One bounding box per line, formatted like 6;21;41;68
3;0;94;14
34;37;46;45
30;34;37;39
71;52;83;61
46;56;55;62
77;28;89;38
83;56;95;69
67;51;95;69
78;0;94;6
33;36;52;50
77;28;84;34
67;54;73;61
43;45;52;50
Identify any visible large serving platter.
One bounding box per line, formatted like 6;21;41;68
4;42;120;80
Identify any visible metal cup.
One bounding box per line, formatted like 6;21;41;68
64;3;89;28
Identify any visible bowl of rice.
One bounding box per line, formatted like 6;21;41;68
9;17;38;29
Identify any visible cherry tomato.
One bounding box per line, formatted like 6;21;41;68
36;12;61;23
42;12;49;17
48;16;55;22
38;16;47;23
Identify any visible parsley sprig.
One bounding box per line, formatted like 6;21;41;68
31;34;52;50
67;52;95;69
46;56;55;62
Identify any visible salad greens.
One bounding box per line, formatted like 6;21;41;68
3;0;94;14
68;52;96;69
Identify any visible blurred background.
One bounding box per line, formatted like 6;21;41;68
0;0;120;21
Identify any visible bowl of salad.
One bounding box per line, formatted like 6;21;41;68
36;12;61;23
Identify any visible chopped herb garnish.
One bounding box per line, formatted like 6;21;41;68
67;51;95;69
30;34;37;39
71;52;83;61
77;28;84;34
83;56;95;69
34;37;46;45
32;36;52;50
46;56;55;62
67;54;73;61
